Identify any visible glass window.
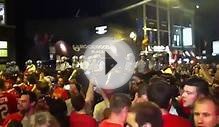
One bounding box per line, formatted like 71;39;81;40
160;32;168;46
146;5;156;20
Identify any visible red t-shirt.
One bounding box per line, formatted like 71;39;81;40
0;92;18;124
99;120;123;127
163;113;192;127
20;84;35;92
179;99;191;116
53;87;69;100
2;112;23;127
70;112;97;127
7;88;20;99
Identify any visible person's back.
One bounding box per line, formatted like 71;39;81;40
70;112;97;127
99;93;131;127
69;93;97;127
99;120;123;127
163;113;192;127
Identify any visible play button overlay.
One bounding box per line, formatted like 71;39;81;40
105;52;117;75
84;37;135;89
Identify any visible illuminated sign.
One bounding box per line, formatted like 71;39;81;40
0;41;7;48
0;49;7;57
95;26;107;35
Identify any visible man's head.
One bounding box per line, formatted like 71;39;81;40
17;91;37;114
147;79;173;109
71;93;85;111
129;73;144;97
193;97;219;127
133;102;163;127
182;77;210;107
110;93;131;122
135;84;148;103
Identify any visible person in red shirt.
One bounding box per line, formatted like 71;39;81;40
169;77;210;119
2;111;23;127
70;93;97;127
0;79;18;125
99;93;131;127
2;90;39;127
52;86;69;100
193;97;219;127
147;79;192;127
70;80;96;127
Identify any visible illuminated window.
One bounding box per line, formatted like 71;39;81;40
183;27;192;46
0;3;5;24
212;41;219;55
0;41;7;57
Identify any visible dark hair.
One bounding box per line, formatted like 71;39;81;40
71;93;85;111
184;76;210;96
21;91;37;103
137;83;148;97
110;93;131;113
27;73;38;84
147;79;173;109
132;102;163;127
38;80;50;95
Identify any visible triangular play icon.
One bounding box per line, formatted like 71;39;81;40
105;52;117;75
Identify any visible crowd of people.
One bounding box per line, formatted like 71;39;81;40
0;54;218;127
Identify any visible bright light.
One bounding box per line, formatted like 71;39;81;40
60;42;67;52
202;56;207;59
129;32;137;41
183;27;192;46
185;51;191;57
95;26;107;35
129;32;136;39
212;41;219;55
190;60;194;64
190;51;195;57
196;5;200;9
0;41;7;48
196;56;201;59
212;53;216;56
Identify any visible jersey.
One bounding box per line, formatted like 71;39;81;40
0;92;17;125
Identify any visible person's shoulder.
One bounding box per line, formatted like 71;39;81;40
95;100;109;109
1;92;16;101
99;120;122;127
163;114;192;127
